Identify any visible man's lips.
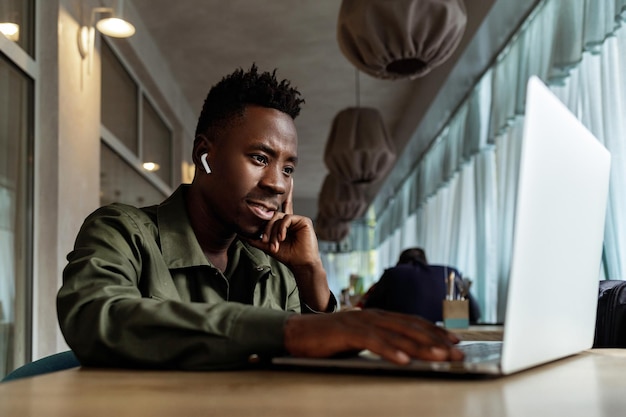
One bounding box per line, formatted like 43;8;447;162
247;201;278;221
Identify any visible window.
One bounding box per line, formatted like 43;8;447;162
142;95;173;186
100;40;173;206
100;143;167;207
101;41;139;155
0;52;34;378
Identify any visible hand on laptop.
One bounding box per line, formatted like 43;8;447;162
283;309;465;364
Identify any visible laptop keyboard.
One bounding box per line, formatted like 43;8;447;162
458;342;502;362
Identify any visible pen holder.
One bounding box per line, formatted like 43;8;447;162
442;299;469;329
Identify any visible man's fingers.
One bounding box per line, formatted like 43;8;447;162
350;327;453;365
284;310;464;364
282;178;294;215
354;310;463;362
373;309;460;344
263;214;292;253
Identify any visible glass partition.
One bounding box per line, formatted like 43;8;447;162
0;52;34;379
100;40;174;204
100;143;166;207
142;96;173;187
101;41;139;155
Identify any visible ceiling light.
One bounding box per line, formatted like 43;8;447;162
0;22;19;41
142;162;160;172
96;17;135;38
0;2;19;42
92;0;135;39
324;71;396;185
337;0;467;79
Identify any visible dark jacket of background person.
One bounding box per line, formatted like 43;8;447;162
362;263;481;324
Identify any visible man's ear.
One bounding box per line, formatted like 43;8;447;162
192;134;213;168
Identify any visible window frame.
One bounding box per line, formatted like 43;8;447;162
100;38;174;198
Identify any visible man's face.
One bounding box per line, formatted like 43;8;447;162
203;105;298;238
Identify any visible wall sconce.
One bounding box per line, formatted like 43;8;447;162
78;0;136;59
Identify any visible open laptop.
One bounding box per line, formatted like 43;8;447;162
272;76;612;376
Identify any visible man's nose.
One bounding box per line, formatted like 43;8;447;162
259;165;288;194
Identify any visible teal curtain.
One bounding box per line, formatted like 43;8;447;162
321;0;626;320
551;25;626;282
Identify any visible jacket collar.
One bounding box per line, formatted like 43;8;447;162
156;185;276;276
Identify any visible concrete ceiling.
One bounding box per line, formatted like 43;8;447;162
127;0;538;219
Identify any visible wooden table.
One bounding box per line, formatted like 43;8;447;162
452;325;504;341
1;349;624;417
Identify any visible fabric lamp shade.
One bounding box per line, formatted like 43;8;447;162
315;216;351;243
324;107;395;184
318;174;368;221
337;0;467;79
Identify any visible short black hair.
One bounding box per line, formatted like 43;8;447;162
397;247;428;266
194;63;305;138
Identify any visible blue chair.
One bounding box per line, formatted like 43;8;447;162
1;350;80;382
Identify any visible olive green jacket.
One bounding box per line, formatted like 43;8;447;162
57;185;333;370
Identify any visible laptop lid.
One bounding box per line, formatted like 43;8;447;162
499;75;610;374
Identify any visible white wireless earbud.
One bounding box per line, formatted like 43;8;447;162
200;153;211;174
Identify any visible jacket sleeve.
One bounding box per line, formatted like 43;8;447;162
57;206;293;370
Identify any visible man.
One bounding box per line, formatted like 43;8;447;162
57;65;463;370
362;248;481;323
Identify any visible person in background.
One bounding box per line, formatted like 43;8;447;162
57;65;463;370
362;247;481;323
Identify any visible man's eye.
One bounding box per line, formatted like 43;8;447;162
283;166;294;175
252;155;268;165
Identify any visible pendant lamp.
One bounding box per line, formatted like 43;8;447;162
315;217;351;243
317;174;368;221
324;106;395;185
337;0;467;79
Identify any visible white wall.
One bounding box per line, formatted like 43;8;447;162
31;0;102;358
